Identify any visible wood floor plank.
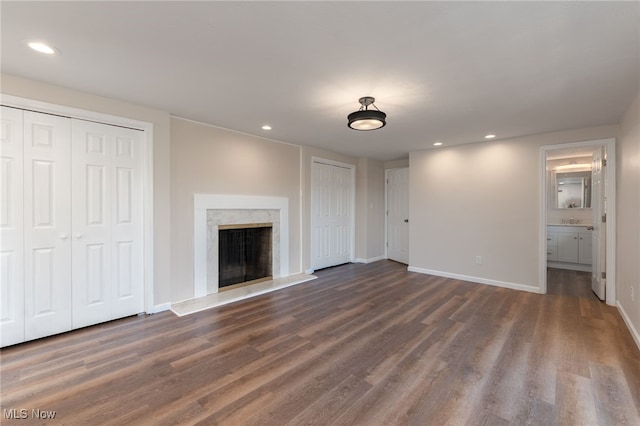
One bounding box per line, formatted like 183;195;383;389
1;262;638;425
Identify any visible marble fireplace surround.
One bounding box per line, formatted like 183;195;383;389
194;194;289;298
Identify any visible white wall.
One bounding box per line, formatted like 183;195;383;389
170;117;302;302
408;124;618;292
1;73;173;307
616;91;640;348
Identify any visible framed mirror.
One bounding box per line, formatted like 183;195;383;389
556;171;591;209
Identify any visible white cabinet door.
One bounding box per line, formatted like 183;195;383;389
311;161;353;270
546;232;558;261
0;107;25;346
557;232;579;263
71;120;144;328
387;168;409;264
579;233;592;264
23;111;72;341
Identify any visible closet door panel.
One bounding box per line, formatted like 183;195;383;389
72;120;143;327
23;111;72;340
111;130;143;318
0;106;25;346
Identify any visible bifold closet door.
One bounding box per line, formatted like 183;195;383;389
311;161;353;270
23;111;73;341
1;106;26;346
71;120;144;328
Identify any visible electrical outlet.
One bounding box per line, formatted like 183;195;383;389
475;256;482;265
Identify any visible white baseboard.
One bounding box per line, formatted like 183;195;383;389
149;302;171;314
407;266;541;294
353;256;386;264
547;261;592;273
617;301;640;351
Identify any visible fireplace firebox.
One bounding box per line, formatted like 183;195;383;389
218;223;273;288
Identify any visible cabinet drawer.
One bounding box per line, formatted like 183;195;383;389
546;233;557;247
547;245;558;261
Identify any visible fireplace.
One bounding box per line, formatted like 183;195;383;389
218;223;273;288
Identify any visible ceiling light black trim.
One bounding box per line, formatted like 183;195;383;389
347;96;386;131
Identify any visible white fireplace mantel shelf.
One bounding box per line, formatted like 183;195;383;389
193;194;289;298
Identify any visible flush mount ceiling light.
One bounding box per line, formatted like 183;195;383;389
347;96;386;131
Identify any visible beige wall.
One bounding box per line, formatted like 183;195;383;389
355;158;385;262
1;73;173;307
170;117;302;302
384;158;409;169
617;91;640;346
409;124;618;291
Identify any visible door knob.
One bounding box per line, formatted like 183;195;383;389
60;234;68;240
74;233;83;239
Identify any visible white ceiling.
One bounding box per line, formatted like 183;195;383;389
2;1;638;161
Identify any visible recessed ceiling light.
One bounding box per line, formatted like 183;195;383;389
485;134;496;139
261;125;272;130
433;142;443;146
28;41;56;55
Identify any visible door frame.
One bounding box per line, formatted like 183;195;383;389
310;157;355;271
539;138;616;305
385;167;410;263
1;94;155;313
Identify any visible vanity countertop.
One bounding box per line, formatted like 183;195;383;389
548;223;592;227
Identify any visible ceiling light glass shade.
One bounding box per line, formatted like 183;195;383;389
348;97;386;131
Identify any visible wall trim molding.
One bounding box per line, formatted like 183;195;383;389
407;266;541;294
150;303;171;314
354;256;386;264
617;301;640;351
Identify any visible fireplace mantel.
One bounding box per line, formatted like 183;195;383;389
194;194;289;298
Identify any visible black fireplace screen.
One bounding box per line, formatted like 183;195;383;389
218;226;273;288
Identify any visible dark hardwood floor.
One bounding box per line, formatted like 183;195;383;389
1;261;639;425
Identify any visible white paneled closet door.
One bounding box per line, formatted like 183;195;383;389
1;107;26;346
71;120;144;328
311;161;353;270
23;111;73;341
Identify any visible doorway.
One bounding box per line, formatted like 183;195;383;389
386;167;410;264
540;138;616;305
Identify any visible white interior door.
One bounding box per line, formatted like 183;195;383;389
591;147;606;300
1;106;26;346
311;160;353;270
23;111;72;340
71;120;144;328
386;168;409;264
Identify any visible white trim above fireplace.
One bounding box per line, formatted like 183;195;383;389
194;194;289;298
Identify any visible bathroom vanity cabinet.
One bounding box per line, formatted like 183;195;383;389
547;225;592;272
